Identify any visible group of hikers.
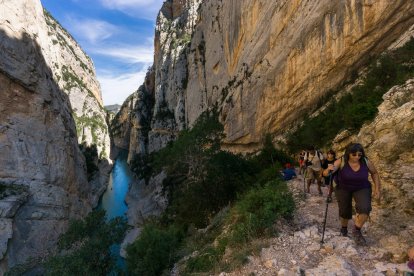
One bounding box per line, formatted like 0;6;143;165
297;144;414;272
281;143;382;246
281;142;414;271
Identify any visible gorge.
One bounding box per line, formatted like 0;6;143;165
1;0;414;274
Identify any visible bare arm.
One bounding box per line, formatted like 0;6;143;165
323;158;342;177
367;160;381;200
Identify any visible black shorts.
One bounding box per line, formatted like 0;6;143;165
335;187;372;219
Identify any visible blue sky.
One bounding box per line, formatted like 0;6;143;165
41;0;165;106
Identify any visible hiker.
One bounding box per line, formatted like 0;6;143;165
304;146;324;195
298;150;306;175
323;143;381;244
321;149;336;202
281;163;297;181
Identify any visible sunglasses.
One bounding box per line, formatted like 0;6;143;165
351;152;363;157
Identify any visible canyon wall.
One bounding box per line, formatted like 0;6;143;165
112;0;414;233
43;9;110;161
103;1;414;263
0;0;110;272
115;0;414;159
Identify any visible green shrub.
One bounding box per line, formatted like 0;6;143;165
151;108;224;175
44;210;128;275
165;150;256;227
0;183;6;197
0;184;28;200
255;167;279;185
227;180;295;245
252;134;294;168
130;154;153;184
185;242;226;273
79;143;98;180
181;181;294;274
144;110;258;228
127;112;296;275
126;224;184;276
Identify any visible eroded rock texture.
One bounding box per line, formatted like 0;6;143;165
0;0;110;272
116;0;414;159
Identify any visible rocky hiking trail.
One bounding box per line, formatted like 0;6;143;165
220;174;413;275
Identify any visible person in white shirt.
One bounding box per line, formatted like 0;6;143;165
304;146;324;195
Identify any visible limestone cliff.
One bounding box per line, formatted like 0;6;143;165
43;9;110;161
115;0;414;159
182;0;414;151
0;0;109;272
111;67;155;162
111;0;414;222
111;0;414;265
112;0;201;159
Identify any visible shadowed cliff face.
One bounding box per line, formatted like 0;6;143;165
1;0;111;162
0;29;91;272
42;11;111;161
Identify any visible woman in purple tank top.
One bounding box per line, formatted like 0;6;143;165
323;143;381;245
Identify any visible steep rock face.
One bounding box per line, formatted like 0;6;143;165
112;0;201;162
111;1;414;260
112;0;414;233
0;0;106;272
154;0;414;152
149;0;202;153
43;10;110;160
111;68;155;162
117;0;414;158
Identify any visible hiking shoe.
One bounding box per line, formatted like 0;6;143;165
340;227;348;237
326;196;332;203
319;191;323;196
353;229;367;246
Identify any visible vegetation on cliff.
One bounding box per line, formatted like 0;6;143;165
0;183;28;200
286;38;414;153
44;210;128;275
6;210;128;275
126;111;295;275
79;143;99;181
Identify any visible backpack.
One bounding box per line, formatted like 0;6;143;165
304;150;324;167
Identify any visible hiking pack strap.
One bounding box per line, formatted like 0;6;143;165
339;156;368;170
305;150;323;165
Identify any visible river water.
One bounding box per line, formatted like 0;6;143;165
98;151;134;270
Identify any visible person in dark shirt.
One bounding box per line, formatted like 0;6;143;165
321;149;336;202
323;143;381;245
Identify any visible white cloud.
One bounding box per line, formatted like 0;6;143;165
66;17;118;44
100;0;164;20
98;67;150;105
91;44;154;64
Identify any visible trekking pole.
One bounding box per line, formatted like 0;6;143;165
320;172;333;244
303;167;307;198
